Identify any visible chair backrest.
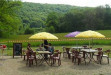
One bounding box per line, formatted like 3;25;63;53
104;50;111;57
62;46;66;52
54;49;60;54
71;49;76;56
83;45;88;49
74;50;80;57
55;50;59;52
53;51;61;57
98;50;103;56
72;49;76;53
105;50;110;53
53;53;58;57
96;48;102;51
90;47;92;49
22;49;26;55
65;48;70;54
32;52;36;59
54;50;60;56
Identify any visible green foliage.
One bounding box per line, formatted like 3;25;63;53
0;0;22;37
45;4;111;32
45;12;59;33
24;28;34;34
16;2;111;33
18;2;74;33
1;2;111;37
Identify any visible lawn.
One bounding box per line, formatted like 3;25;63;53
1;30;111;41
0;30;111;47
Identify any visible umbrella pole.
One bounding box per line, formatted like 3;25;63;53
76;39;77;47
43;40;45;51
76;39;78;47
89;38;90;48
92;38;93;47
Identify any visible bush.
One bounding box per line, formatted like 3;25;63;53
24;28;34;34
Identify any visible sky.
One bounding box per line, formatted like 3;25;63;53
22;0;111;7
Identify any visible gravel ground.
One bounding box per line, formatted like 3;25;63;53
0;56;111;75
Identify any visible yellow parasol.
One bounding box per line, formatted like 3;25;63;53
75;30;105;38
29;32;58;40
75;30;105;47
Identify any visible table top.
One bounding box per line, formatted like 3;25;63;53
81;49;98;52
71;47;84;49
37;51;51;54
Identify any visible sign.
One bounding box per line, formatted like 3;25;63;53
13;43;22;58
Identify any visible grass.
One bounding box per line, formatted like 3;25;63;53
1;30;111;41
1;30;111;47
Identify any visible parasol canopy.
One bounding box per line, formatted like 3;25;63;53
75;30;105;47
29;32;58;40
65;31;80;37
75;30;105;38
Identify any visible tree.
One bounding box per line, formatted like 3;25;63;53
0;0;22;37
94;6;105;30
104;4;111;29
45;12;59;32
82;9;97;30
58;11;85;32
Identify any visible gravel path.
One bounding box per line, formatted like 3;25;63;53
0;56;111;75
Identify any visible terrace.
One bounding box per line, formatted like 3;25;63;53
0;55;111;75
0;45;111;75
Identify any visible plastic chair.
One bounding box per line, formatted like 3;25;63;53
96;48;103;51
51;50;61;66
62;46;67;58
71;49;76;62
101;50;111;64
32;52;37;65
95;50;103;64
26;51;37;67
83;45;88;49
22;50;26;60
93;48;103;58
65;48;71;59
72;50;86;65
